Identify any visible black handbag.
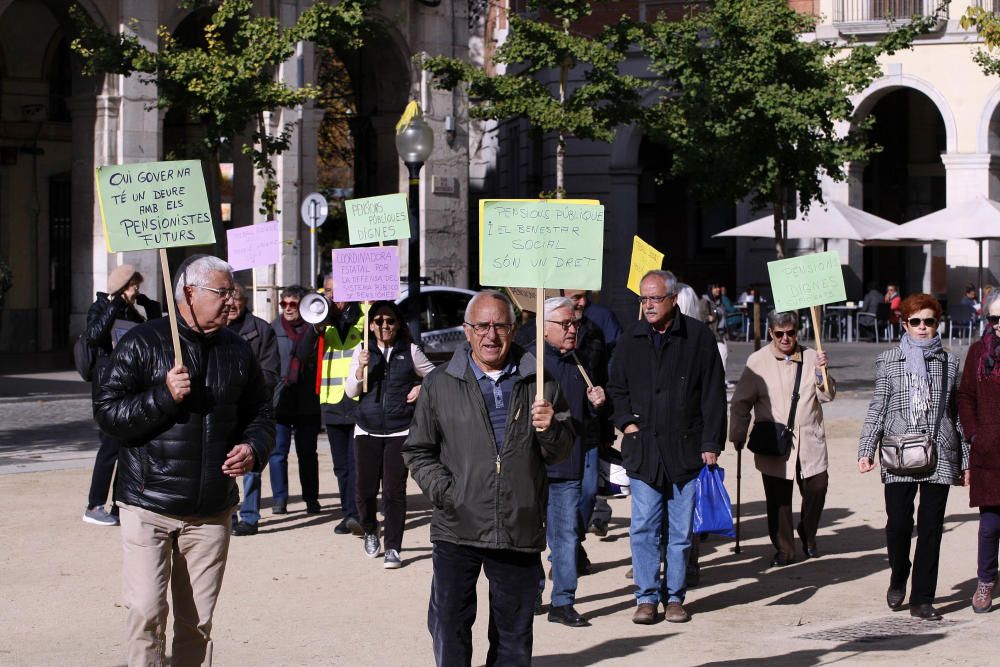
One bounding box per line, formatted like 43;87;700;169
879;359;947;476
747;358;804;457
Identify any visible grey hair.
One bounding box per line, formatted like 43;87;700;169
767;310;799;331
544;296;575;319
465;290;517;324
640;270;678;296
174;254;234;301
984;287;1000;315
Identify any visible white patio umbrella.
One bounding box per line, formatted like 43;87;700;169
867;197;1000;298
714;200;897;250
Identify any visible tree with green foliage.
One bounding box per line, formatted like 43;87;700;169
636;0;945;258
424;0;643;199
961;4;1000;74
70;0;369;241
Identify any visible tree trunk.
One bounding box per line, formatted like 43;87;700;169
772;186;786;260
204;149;227;259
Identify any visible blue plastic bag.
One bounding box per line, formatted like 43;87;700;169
693;465;735;537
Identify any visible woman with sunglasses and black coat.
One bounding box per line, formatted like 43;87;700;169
729;310;835;568
958;288;1000;613
858;293;968;621
345;300;434;569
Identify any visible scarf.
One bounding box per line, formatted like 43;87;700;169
280;317;307;385
979;327;1000;381
898;332;943;426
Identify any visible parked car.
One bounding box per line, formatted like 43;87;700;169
396;285;477;364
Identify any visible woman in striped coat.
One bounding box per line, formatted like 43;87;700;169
858;293;969;621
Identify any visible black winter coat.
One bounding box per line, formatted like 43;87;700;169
608;314;727;486
356;337;419;435
272;318;320;420
94;317;275;517
228;310;280;393
403;343;573;552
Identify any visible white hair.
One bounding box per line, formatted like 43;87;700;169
641;269;678;296
174;254;234;301
543;296;575;319
465;290;516;324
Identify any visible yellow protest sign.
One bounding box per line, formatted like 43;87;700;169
626;236;664;295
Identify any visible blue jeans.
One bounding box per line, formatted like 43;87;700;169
269;416;321;506
543;479;583;607
238;472;262;525
630;476;697;605
578;446;599;537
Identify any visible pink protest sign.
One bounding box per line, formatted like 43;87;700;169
331;246;400;302
226;221;280;271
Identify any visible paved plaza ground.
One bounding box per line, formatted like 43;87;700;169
0;341;995;665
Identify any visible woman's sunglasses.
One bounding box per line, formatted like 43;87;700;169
987;315;1000;326
279;300;299;309
771;330;797;339
906;317;937;327
373;317;397;326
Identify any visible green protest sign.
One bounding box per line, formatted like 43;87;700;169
479;200;604;290
768;251;847;312
96;160;216;252
346;193;411;245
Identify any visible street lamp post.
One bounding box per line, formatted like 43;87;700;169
395;108;434;343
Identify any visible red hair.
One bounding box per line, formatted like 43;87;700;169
899;293;942;320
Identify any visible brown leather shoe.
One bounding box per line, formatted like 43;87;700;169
632;602;657;625
664;601;690;623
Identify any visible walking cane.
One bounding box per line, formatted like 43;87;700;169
735;448;742;553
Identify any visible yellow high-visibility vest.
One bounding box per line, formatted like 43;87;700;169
318;304;368;405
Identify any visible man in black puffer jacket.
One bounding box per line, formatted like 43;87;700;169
94;255;274;667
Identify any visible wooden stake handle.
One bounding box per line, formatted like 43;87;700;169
535;290;544;431
809;306;830;394
158;248;183;368
362;302;369;393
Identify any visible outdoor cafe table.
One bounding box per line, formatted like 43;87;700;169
825;303;860;343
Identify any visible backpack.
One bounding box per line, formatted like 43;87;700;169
73;334;97;382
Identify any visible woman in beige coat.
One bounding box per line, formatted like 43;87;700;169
730;310;835;567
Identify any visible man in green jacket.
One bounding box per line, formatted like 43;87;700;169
403;290;572;667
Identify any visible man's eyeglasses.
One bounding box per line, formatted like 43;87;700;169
545;319;581;331
279;300;300;309
195;285;238;300
988;315;1000;326
373;317;397;326
464;322;514;336
906;317;938;328
771;330;798;339
640;294;674;304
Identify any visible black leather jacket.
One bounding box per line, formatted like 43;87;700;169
94;316;275;517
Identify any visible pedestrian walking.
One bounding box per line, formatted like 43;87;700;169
729;310;835;567
958;288;1000;613
345;300;433;569
228;283;280;536
537;297;609;628
403;290;572;667
93;255;274;665
858;293;968;621
607;270;727;624
83;264;161;526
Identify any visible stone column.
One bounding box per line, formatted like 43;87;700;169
941;153;998;301
605;169;641;325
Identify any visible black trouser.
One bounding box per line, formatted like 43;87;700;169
354;433;408;550
88;430;120;509
761;460;828;560
884;482;950;606
429;541;542;667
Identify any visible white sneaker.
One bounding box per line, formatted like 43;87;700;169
83;506;119;526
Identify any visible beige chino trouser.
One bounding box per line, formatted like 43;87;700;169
119;504;233;667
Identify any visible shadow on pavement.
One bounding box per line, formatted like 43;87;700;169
533;634;672;666
699;631;947;667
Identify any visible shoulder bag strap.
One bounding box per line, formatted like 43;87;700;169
931;357;948;442
786;359;805;428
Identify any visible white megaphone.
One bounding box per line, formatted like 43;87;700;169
299;292;330;324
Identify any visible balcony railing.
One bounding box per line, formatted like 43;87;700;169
975;0;1000;13
833;1;946;34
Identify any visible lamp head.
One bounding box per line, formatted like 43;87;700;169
395;105;434;164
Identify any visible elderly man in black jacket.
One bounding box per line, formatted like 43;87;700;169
608;270;726;625
94;255;274;667
403;290;572;667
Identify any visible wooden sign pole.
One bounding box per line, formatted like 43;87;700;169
809;305;830;394
535;289;544;402
158;248;183;368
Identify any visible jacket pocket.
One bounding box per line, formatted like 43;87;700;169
621;432;643;474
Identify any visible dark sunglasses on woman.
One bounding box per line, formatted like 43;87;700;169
373;317;397;326
906;317;937;327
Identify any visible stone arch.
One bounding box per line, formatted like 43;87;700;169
977;84;1000;154
852;74;958;154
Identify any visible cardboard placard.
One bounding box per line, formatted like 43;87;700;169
504;287;562;313
627;236;664;295
346;193;410;245
96;160;215;252
479;200;604;289
226;221;280;271
767;251;847;312
331;246;400;302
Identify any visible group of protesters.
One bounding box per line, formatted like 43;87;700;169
80;254;1000;666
